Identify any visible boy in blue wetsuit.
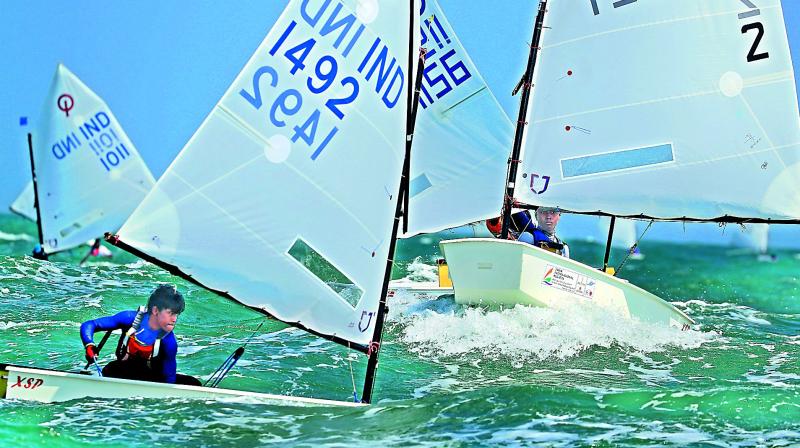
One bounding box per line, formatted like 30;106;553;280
80;284;200;385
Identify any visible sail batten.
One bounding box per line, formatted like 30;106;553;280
516;0;800;222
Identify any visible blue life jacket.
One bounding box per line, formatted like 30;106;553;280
519;228;570;258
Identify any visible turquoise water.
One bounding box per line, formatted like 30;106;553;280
0;213;798;447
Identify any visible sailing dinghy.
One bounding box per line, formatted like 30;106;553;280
728;223;776;261
388;0;513;297
3;0;422;405
23;64;156;258
402;0;513;237
441;0;800;328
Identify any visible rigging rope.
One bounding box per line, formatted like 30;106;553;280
205;319;266;388
615;220;654;275
348;354;359;403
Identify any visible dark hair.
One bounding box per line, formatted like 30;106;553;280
146;284;185;314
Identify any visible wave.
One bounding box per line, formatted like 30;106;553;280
0;230;33;242
393;293;717;363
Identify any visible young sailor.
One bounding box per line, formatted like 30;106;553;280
80;284;200;385
518;207;570;258
487;207;570;258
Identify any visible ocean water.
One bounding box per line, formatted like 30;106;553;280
0;213;798;447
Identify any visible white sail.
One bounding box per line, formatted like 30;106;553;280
405;0;513;236
9;182;36;221
116;0;420;346
33;64;156;253
516;1;800;221
729;223;769;253
597;217;637;250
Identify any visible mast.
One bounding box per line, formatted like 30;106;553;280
500;1;548;239
602;216;615;272
362;2;424;404
27;133;45;247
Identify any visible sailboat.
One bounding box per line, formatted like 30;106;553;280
387;0;514;297
728;223;776;261
440;0;800;328
22;64;156;259
403;0;513;237
3;0;421;404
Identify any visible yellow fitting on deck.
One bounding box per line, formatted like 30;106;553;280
437;258;452;288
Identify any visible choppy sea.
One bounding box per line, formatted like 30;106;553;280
0;213;798;447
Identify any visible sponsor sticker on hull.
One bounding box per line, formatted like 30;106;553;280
542;264;596;299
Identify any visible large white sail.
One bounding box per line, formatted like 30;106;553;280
116;0;420;346
405;0;513;236
33;64;156;253
516;1;800;221
9;182;36;221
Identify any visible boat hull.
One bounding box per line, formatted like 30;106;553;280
1;365;364;406
440;238;694;328
388;280;454;299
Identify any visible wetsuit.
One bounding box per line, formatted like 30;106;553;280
80;310;179;383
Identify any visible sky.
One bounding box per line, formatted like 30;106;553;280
1;1;799;247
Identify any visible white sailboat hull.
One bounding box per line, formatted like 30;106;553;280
1;365;363;406
440;239;694;329
388;280;454;298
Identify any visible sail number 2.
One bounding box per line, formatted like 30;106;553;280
590;0;770;64
739;1;769;62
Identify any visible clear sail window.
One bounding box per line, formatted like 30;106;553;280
288;238;363;309
410;173;433;197
561;143;674;178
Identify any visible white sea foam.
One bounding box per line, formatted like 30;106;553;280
124;260;150;269
397;299;716;363
745;351;800;388
0;321;27;330
0;230;33;242
400;256;438;283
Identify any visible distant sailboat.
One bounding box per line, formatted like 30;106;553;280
729;223;776;261
24;64;156;258
598;217;644;261
441;0;800;328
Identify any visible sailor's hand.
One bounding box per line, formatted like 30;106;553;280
85;344;98;363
